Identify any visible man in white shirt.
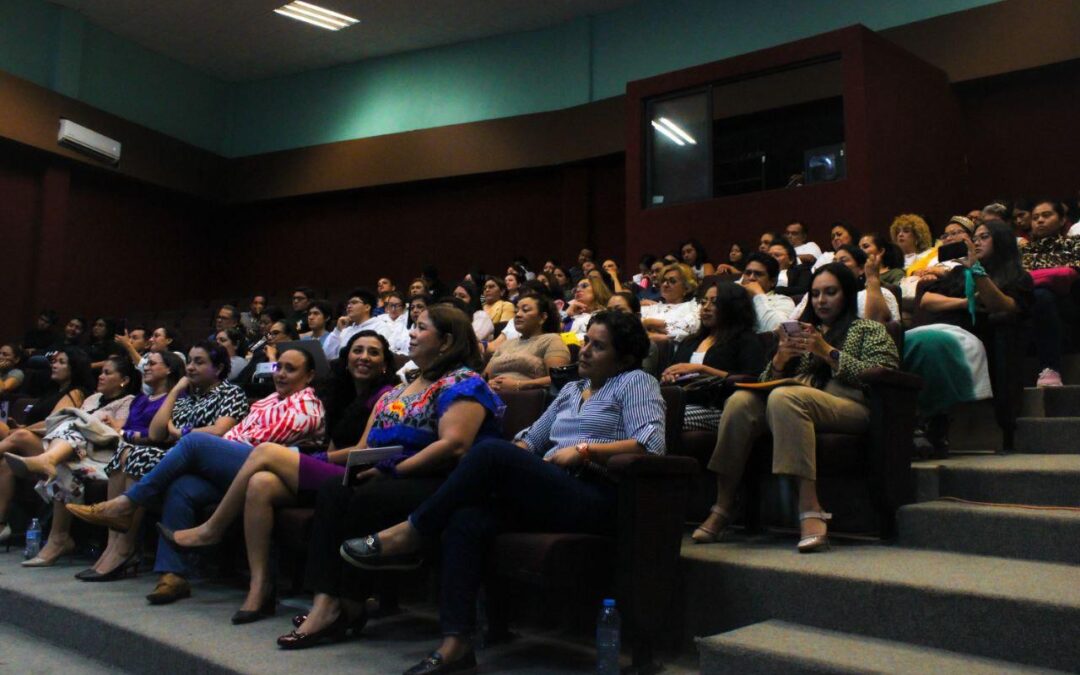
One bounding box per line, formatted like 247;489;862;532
740;252;796;333
380;290;411;355
785;221;823;266
323;287;395;360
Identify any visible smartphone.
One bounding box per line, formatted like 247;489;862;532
780;321;803;338
937;241;967;262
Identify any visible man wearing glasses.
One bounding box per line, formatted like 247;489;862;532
210;305;240;341
290;286;315;334
323;288;395;360
739;252;795;333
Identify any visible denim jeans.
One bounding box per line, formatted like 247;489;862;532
125;432;253;576
409;438;617;636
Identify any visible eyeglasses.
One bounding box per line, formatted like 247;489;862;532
742;269;767;278
660;276;682;286
385;302;404;309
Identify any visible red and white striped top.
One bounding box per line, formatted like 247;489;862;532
224;386;325;446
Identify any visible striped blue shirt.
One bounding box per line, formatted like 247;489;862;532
522;369;666;458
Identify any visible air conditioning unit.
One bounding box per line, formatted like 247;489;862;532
57;119;121;165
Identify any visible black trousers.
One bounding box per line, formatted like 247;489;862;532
304;474;445;599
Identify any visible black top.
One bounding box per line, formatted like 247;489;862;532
23;387;89;426
673;330;766;377
775;264;812;298
22;328;56;351
914;267;1033;334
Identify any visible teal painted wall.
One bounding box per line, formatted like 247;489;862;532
0;0;999;157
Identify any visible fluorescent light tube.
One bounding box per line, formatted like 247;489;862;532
658;117;696;144
651;120;685;146
275;1;359;31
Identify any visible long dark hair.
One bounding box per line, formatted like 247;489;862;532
699;280;756;342
453;281;483;315
105;354;143;397
799;263;860;388
421;305;482;381
60;347;95;396
931;219;1025;298
516;293;562;334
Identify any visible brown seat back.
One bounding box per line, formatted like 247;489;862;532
497;388;548;441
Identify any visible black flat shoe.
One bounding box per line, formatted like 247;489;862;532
75;567;100;581
82;553;140;582
157;523;217;552
340;534;423;571
277;611;350;650
403;651;477;675
232;595;277;625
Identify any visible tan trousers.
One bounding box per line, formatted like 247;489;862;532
707;385;870;481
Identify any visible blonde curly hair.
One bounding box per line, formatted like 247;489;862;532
660;263;699;301
889;214;932;253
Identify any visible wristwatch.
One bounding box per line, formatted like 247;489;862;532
829;348;841;366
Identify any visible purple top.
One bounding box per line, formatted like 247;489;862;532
122;393;167;438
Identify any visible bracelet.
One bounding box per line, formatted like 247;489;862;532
180;425;193;437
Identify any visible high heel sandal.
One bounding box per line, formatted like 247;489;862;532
797;510;832;554
691;505;732;544
21;538;76;567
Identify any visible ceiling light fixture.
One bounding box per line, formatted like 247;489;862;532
274;1;359;31
658;117;696;144
651;120;685;146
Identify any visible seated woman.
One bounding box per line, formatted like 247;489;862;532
1019;199;1080;386
484;293;570;394
537;271;567;310
215;326;249;383
159;331;398;622
67;347;323;605
341;311;664;674
907;219;1031;453
481;277;516;325
858;234;905;285
715;243;747;276
0;343;26;397
83;344;246;581
908;216;976;283
660;281;766;430
789;245;900;324
234;318;300;387
812;222;862;271
680;238;716;279
0;348;94;542
892;213;937;277
271;306;502;649
564;275;612;341
504;269;525;304
693;263;899;550
641;263;701;343
768;239;812;298
85;318;124;370
6;355;140;566
451;281;496;342
600;260;627;293
606;291;661;375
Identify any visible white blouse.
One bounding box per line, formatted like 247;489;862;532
640;300;700;342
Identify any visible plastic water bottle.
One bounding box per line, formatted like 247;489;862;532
24;518;42;560
596;598;621;674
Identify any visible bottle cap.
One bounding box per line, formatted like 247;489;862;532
603;598;616;607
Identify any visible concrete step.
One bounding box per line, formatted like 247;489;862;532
1015;417;1080;454
0;622;124;674
913;454;1080;506
896;500;1080;565
697;619;1066;674
1021;385;1080;418
681;538;1080;672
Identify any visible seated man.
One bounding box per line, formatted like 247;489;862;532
785;220;823;266
324;288;394;359
769;239;812;298
740;252;796;333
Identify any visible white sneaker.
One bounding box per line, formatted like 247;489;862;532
1037;368;1064;388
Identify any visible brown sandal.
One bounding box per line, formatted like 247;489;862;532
691;505;732;544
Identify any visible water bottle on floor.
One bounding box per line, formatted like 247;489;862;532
24;518;42;560
596;597;621;674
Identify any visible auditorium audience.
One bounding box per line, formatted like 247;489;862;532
216;327;249;382
891;213;936;274
159;332;398;622
740;252;796;333
240;295;266;338
324;288;394;360
484;294;570;393
908;219;1031;451
537;271;568;307
504;269;525;303
481;277;516;324
600;259;627;293
85;344;246;582
340;310;662;673
908;216;976;284
68;346;324;605
715;243;747;275
0;344;25;395
661;281;765;430
1012;198;1033;241
86;318;124;369
21;310;57;356
380;290;411;355
212;305;241;341
5;355;139;567
1019;199;1080;386
290;287;315;334
606;291;661;375
301;300;334;353
273;306;502;649
694;263;899;551
812;222;861;271
641;263;700;343
789;245;899;324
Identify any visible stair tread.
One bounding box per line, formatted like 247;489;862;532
682;539;1080;609
912;454;1080;473
901;500;1080;521
700;620;1068;674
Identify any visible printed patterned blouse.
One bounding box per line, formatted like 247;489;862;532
172;381;249;430
224;386;325;446
367;367;503;471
